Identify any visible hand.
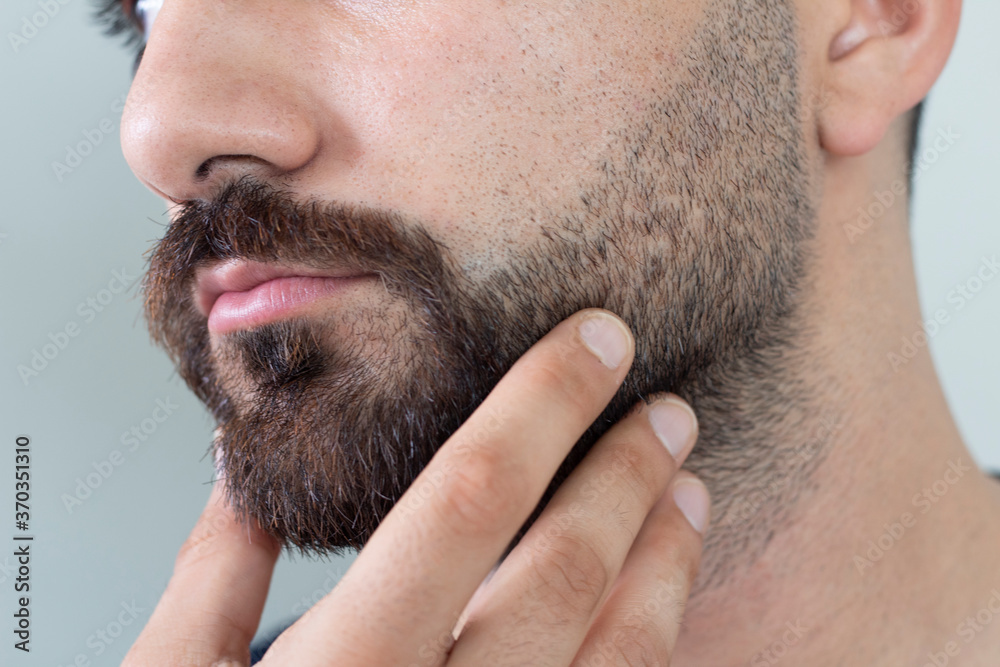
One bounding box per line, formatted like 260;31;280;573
123;308;711;666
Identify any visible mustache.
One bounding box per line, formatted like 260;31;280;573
139;176;477;418
142;177;456;341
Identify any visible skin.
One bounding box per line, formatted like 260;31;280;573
116;0;1000;664
131;0;817;593
124;311;709;665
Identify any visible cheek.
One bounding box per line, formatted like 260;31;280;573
347;11;578;217
325;3;695;265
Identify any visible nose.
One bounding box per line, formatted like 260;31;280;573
120;0;321;202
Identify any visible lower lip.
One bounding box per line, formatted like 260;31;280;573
208;275;373;335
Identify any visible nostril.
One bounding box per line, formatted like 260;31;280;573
193;154;275;183
195;160;212;180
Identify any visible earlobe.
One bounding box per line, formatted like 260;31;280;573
816;0;961;157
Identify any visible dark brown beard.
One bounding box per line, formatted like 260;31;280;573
143;180;504;553
142;0;821;590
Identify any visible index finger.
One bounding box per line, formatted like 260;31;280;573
123;479;282;666
272;308;635;666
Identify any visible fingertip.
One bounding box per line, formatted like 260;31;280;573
577;309;635;370
646;394;698;463
671;473;711;535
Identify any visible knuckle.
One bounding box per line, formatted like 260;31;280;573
613;623;670;666
174;533;220;572
530;535;610;617
611;439;667;508
436;448;531;535
648;569;690;625
522;358;596;424
172;512;235;571
646;539;696;592
656;533;702;585
679;544;702;583
204;608;255;648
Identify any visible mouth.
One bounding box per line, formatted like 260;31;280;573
195;260;377;335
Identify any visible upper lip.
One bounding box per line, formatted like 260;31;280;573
194;259;370;318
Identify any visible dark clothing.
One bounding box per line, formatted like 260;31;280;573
251;620;294;665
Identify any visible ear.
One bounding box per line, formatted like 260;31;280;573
818;0;962;156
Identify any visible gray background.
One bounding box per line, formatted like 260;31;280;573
1;1;997;664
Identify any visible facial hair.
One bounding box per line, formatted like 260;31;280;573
142;0;822;591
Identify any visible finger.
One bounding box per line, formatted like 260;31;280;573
448;395;698;665
123;479;282;667
263;308;635;666
570;471;710;667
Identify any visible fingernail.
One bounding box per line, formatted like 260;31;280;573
673;478;710;535
579;312;631;369
648;399;696;461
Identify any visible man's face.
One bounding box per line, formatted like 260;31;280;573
125;0;814;555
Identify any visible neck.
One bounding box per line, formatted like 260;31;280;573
674;136;1000;665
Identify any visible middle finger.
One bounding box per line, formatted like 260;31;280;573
448;395;698;665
